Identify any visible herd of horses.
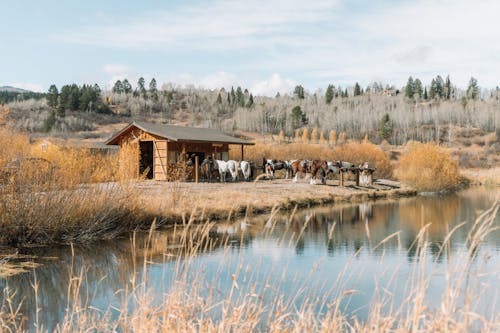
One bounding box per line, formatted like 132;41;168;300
199;156;375;186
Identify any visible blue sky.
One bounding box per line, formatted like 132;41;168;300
2;0;499;96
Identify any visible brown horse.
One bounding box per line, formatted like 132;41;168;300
290;160;312;182
200;157;215;182
309;160;329;184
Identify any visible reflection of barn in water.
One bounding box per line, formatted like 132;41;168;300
105;121;254;180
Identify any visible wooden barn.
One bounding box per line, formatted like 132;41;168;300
105;121;254;180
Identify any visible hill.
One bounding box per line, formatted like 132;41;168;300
0;86;32;93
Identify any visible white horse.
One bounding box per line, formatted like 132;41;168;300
214;160;229;182
227;160;239;181
239;160;251;181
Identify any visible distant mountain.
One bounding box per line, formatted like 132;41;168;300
0;86;32;93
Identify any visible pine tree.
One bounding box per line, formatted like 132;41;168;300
112;80;124;94
47;84;59;109
413;79;423;98
216;92;222;104
230;87;236;105
405;76;414;98
325;84;334;104
353;82;361;96
138;77;146;98
122;79;132;94
423;87;428;100
149;78;158;101
444;75;452;99
379;113;393;140
466;77;479;100
294;85;305;99
235;86;244;107
246;94;254;108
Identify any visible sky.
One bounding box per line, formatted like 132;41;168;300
1;0;499;96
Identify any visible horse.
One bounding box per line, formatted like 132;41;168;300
263;158;292;180
239;160;252;181
226;160;239;181
213;160;229;182
309;160;329;185
200;157;215;182
290;159;312;182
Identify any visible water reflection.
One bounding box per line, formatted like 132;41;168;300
0;187;498;330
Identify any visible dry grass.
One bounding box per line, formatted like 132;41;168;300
396;142;462;192
1;199;497;332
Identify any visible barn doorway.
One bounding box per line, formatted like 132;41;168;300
139;141;154;179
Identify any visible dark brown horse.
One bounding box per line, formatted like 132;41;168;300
200;157;216;182
309;160;329;184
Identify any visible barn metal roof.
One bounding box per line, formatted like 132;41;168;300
105;121;254;145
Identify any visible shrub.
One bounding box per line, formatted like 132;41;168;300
396;142;460;191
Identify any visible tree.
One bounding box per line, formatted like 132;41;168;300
112;80;124;94
230;87;236;105
235;86;244;107
353;82;361;96
291;105;307;129
325;84;334;104
413;79;423;98
138;77;146;98
423;87;428;100
149;78;158;101
47;84;59;109
405;76;414;99
444;75;452;99
379;113;393;140
216;92;222;104
466;77;479;100
294;85;305;99
246;94;254;108
122;79;132;94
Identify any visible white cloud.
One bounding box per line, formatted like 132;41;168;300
103;64;129;75
58;0;340;51
251;74;296;97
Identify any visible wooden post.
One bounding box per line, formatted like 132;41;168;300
340;170;344;187
241;144;244;160
369;171;374;185
195;156;199;183
355;170;360;186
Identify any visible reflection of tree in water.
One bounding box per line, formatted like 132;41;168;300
399;194;461;262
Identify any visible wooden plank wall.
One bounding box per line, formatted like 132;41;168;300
153;140;168;180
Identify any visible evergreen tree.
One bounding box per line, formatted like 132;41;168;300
379;113;393;140
112;80;124;94
325;84;334;104
405;76;414;98
246;94;254;108
235;86;244;107
353;82;361;96
227;91;231;104
291;105;307;129
47;84;59;109
466;77;479;100
423;87;428;100
230;87;236;105
149;78;158;101
429;79;436;99
294;85;305;99
444;75;452;99
435;75;444;98
138;77;146;98
413;79;423;98
122;79;132;94
216;92;222;104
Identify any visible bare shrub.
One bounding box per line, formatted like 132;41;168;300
396;142;461;191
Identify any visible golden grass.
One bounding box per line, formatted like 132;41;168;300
396;142;461;192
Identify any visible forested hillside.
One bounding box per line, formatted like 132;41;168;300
4;76;500;145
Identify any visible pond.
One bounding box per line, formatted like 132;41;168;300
1;187;499;330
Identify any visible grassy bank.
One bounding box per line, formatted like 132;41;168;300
0;124;471;247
